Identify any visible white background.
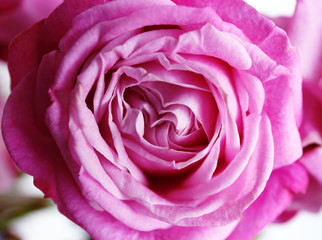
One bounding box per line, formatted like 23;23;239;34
1;0;322;239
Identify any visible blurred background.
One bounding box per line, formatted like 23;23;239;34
0;0;321;239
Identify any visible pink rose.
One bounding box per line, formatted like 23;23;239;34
274;0;322;218
0;0;63;59
2;0;303;239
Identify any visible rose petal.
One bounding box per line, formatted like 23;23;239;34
174;23;252;70
300;147;322;185
2;71;58;200
79;168;171;231
263;74;302;168
286;0;322;80
227;163;309;240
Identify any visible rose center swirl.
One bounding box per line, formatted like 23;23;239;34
122;84;209;151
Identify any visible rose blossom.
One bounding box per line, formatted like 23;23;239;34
2;0;303;239
0;0;63;59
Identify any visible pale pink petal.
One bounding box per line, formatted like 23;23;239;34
174;23;252;70
286;0;322;81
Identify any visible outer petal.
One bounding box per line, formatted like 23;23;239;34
290;0;322;189
272;0;322;220
8;21;43;89
292;149;322;212
263;72;302;168
1;72;59;200
7;0;109;87
56;159;238;240
0;0;62;60
300;86;322;147
300;147;322;186
227;163;309;240
286;0;322;81
0;95;17;193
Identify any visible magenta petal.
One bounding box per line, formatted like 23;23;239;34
0;96;17;193
57;160;237;240
150;223;238;240
0;0;62;60
289;175;322;213
59;0;175;52
53;158;157;240
227;163;309;240
300;147;322;185
8;21;43;89
300;83;322;146
1;72;58;200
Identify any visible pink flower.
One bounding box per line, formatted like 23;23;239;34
274;0;322;217
0;0;63;59
2;0;303;239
